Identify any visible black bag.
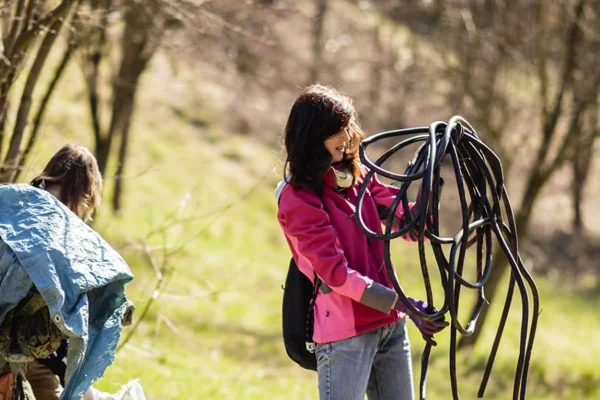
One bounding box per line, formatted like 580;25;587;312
282;257;320;371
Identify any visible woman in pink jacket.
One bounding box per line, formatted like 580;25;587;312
276;85;447;400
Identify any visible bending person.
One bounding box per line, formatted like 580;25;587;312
0;144;134;400
26;144;102;400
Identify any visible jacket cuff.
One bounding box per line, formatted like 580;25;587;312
358;281;398;313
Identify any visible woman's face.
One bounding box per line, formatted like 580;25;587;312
324;127;351;163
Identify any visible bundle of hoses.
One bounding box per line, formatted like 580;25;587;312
356;116;539;400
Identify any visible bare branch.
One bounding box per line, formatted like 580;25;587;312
14;36;78;182
542;69;600;179
0;0;79;182
308;0;328;84
195;7;276;46
6;0;78;65
542;0;585;142
534;0;549;121
116;239;167;352
21;0;38;33
3;0;26;57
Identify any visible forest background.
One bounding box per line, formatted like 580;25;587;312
1;0;599;398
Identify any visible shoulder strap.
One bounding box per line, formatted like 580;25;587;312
305;192;325;352
277;183;325;289
313;191;325;289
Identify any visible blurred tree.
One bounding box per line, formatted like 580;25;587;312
432;0;533;172
455;0;598;348
173;1;303;140
571;104;599;232
0;0;80;183
13;6;84;182
106;0;294;211
79;0;113;179
309;0;329;84
369;0;599;347
110;0;172;212
571;105;599;232
567;3;600;232
76;0;180;212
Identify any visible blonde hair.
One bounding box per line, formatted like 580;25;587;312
31;144;103;222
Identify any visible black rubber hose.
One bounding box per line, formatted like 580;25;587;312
355;116;539;400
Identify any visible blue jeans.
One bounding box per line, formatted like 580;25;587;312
315;319;414;400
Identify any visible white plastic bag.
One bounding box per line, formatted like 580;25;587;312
83;380;146;400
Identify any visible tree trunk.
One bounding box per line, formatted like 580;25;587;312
571;156;584;232
0;0;79;84
21;0;38;33
2;0;27;62
95;136;111;179
14;39;76;182
0;103;7;158
0;9;73;183
84;0;112;176
88;50;106;174
111;2;157;212
308;0;328;84
570;106;598;232
112;100;133;213
0;78;15;158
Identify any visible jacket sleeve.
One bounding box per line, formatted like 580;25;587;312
367;172;419;242
278;187;397;313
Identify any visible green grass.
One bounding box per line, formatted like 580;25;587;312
11;47;600;400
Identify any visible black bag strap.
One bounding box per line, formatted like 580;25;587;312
305;273;321;353
279;182;325;353
305;191;326;353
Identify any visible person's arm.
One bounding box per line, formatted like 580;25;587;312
367;173;421;242
278;187;397;313
37;339;68;386
368;169;445;240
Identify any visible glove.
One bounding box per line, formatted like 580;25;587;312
396;297;449;346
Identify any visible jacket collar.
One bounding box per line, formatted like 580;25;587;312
323;167;338;189
324;164;357;190
274;165;353;195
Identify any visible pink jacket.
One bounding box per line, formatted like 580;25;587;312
276;167;415;343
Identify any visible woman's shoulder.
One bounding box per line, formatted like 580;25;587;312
277;183;321;210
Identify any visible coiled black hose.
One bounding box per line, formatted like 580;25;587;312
355;116;539;400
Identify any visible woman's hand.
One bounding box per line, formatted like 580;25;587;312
395;297;449;346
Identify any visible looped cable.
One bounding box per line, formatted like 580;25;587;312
356;116;539;400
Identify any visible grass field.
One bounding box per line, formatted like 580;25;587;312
13;52;600;400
